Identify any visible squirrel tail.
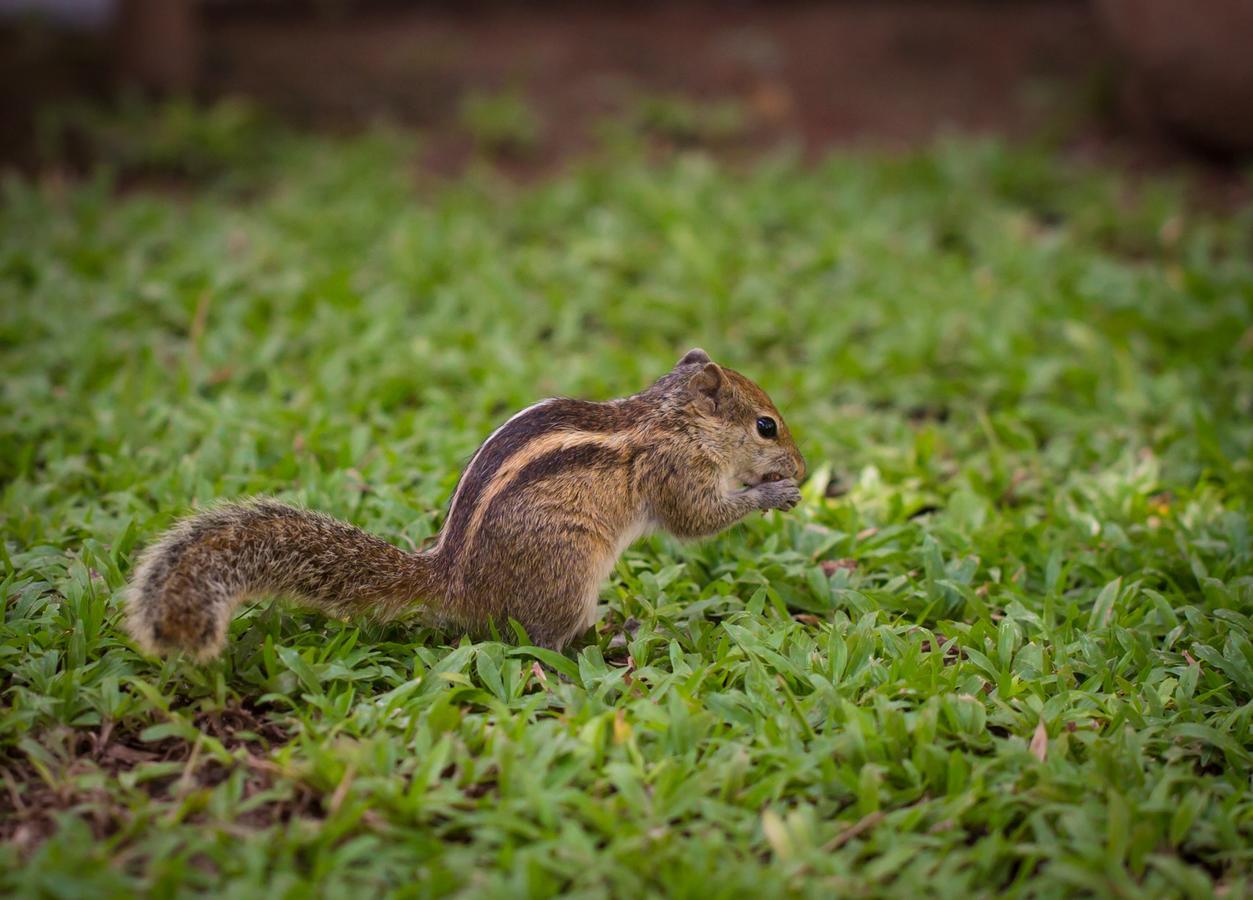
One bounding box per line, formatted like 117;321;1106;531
124;499;442;661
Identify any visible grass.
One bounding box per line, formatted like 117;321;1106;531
626;93;750;146
1;110;1252;897
458;89;545;159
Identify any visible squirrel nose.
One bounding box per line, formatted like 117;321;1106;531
791;453;806;481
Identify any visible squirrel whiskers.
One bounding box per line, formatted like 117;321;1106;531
125;349;805;660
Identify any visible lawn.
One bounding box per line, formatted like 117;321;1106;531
1;111;1251;897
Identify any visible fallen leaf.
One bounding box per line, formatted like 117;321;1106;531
761;810;792;860
749;81;794;123
531;661;549;689
327;762;357;816
612;709;631;744
1030;719;1048;762
822;810;886;851
821;559;857;576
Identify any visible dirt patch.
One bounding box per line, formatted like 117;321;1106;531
5;1;1249;202
200;1;1103;176
0;703;302;858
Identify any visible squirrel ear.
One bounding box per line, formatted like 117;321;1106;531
677;348;712;368
688;362;723;413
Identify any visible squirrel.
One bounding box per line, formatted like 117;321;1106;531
125;349;805;660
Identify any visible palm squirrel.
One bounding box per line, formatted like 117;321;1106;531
125;349;805;660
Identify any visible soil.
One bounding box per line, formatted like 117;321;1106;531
201;2;1100;169
1;1;1248;198
0;703;301;857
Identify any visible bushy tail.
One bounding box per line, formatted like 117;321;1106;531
125;500;442;660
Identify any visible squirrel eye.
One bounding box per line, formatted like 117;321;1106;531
756;416;778;439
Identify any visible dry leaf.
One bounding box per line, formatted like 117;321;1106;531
761;810;791;860
612;709;632;745
1030;719;1048;762
823;810;886;851
821;559;857;576
327;762;357;816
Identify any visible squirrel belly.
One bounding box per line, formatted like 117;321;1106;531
124;350;806;661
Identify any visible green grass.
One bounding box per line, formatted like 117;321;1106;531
458;89;545;158
1;119;1252;898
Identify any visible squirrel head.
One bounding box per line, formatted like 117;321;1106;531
655;348;806;489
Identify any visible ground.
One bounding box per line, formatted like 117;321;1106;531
7;0;1251;204
1;108;1251;895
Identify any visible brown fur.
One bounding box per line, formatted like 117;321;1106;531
125;350;805;659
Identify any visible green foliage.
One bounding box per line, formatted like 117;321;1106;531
38;96;290;183
1;121;1251;897
459;89;545;158
628;93;750;145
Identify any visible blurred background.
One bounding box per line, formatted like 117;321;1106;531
2;0;1252;190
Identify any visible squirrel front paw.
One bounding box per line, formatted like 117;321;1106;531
750;478;802;512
